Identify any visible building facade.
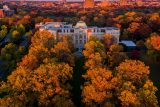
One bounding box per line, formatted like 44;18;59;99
39;21;120;50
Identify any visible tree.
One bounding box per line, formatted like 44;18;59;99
11;30;21;43
17;24;26;35
118;90;139;107
106;44;128;69
102;34;117;49
82;67;115;106
146;33;160;51
127;22;140;34
83;39;106;70
116;60;149;84
0;30;75;106
35;16;44;23
31;30;54;49
116;60;158;107
0;43;26;79
83;40;106;59
80;59;158;106
138;80;158;107
18;30;55;70
51;36;75;66
114;12;137;29
0;25;7;40
43;17;54;23
147;13;160;33
82;39;116;106
145;33;160;61
0;60;75;107
126;22;152;40
84;53;104;69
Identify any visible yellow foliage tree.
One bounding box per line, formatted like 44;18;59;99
116;60;149;84
82;67;115;106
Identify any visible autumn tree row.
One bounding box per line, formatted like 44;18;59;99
0;30;158;107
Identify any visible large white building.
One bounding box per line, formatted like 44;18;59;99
39;21;120;50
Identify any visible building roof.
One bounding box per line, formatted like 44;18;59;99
39;21;120;31
120;40;136;47
75;21;87;29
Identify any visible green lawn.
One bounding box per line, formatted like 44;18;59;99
72;58;86;107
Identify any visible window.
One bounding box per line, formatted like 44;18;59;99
70;29;74;33
76;35;78;39
80;40;82;44
76;40;78;44
101;29;105;33
57;29;62;32
79;35;82;39
79;31;83;33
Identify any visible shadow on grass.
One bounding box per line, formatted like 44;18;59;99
72;58;86;107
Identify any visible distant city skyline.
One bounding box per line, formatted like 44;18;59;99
4;0;120;1
3;0;158;2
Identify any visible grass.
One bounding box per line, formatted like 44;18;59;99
72;58;86;107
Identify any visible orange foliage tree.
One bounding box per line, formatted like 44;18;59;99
0;30;75;107
146;33;160;51
82;68;115;106
146;33;160;60
51;36;75;66
106;44;128;69
82;39;158;107
116;60;158;107
82;39;116;106
102;34;117;49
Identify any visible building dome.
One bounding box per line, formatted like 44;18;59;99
75;21;87;28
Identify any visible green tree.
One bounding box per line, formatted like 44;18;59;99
0;43;26;80
0;25;7;40
17;24;26;35
10;30;21;43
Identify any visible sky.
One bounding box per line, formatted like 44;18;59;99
7;0;120;1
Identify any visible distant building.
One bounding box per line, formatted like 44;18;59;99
119;40;136;51
1;5;14;17
62;0;67;4
39;21;120;50
3;5;10;11
136;0;143;6
100;0;110;7
120;0;127;6
84;0;95;8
